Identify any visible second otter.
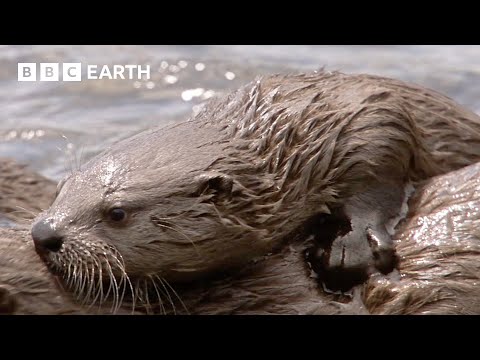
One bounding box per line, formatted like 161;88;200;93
30;71;480;307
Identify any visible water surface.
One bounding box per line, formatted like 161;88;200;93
1;45;479;181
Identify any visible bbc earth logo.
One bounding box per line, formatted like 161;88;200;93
17;63;151;82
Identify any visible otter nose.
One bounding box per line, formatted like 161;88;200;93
31;220;64;252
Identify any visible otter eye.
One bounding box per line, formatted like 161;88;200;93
108;208;127;222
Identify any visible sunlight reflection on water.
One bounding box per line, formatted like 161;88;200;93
1;45;479;181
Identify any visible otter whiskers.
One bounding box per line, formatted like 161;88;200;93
129;275;189;315
12;206;38;219
49;243;136;314
161;277;189;315
58;134;86;176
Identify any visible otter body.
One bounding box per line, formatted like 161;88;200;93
30;72;480;307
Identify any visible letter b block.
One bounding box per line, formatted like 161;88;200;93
40;63;60;81
18;63;37;81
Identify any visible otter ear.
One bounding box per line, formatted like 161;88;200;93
194;172;233;201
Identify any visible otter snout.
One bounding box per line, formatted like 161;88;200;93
31;219;64;253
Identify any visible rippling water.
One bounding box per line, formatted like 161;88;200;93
1;45;479;181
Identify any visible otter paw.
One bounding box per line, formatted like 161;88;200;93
309;183;406;292
308;220;398;293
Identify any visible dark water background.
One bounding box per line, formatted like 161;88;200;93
1;45;479;181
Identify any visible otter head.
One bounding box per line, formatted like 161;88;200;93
31;122;271;307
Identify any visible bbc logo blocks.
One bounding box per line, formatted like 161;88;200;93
18;63;82;82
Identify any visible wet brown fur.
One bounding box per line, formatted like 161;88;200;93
0;158;56;225
28;71;480;311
